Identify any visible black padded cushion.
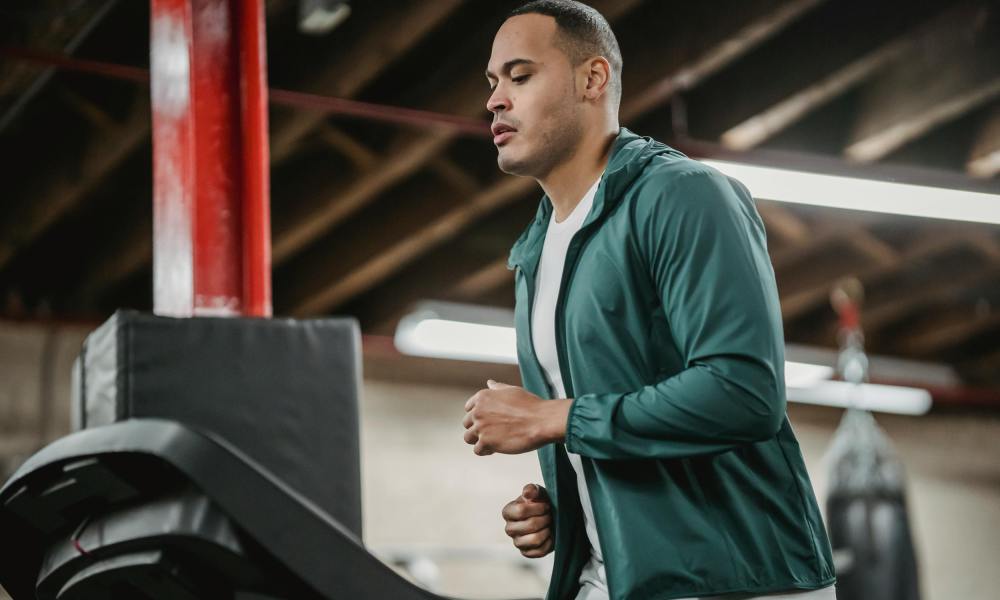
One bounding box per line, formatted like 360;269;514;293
73;310;363;540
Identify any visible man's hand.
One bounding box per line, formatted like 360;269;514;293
462;380;571;455
502;483;554;558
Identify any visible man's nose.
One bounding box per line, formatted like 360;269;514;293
486;87;508;114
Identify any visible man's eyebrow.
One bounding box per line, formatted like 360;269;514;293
485;58;538;80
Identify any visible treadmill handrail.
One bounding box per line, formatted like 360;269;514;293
2;419;524;600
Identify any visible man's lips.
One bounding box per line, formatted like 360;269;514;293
492;123;517;145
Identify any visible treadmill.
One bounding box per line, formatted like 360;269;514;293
0;310;540;600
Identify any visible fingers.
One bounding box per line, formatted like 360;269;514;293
473;440;494;456
463;427;478;445
462;412;474;429
464;392;478;411
487;379;514;390
502;493;553;558
520;536;554;558
512;528;552;553
504;514;551;537
522;483;549;502
502;496;550;521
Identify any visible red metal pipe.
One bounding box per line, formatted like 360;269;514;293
0;46;150;83
238;0;272;317
0;45;492;138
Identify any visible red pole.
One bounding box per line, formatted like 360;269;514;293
238;0;272;317
150;0;272;318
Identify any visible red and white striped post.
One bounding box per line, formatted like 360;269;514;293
150;0;272;317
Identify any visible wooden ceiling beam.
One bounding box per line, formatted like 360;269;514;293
957;346;1000;386
452;258;515;302
290;0;827;315
427;157;481;197
0;93;149;272
343;206;534;334
755;202;812;246
362;251;510;336
966;104;1000;178
847;228;899;267
268;1;462;163
717;2;974;150
71;226;152;310
897;311;1000;358
623;0;826;121
287;175;535;316
769;225;845;272
315;123;378;171
780;233;971;320
844;3;1000;162
55;85;117;130
861;266;1000;334
270;0;643;266
0;0;117;131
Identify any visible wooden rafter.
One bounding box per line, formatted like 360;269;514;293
452;258;515;302
290;0;828;316
780;233;977;321
268;1;462;163
270;0;643;265
844;3;1000;162
0;93;149;272
862;266;1000;334
717;2;974;150
287;176;536;316
898;311;1000;358
623;0;826;120
967;104;1000;178
756;202;812;246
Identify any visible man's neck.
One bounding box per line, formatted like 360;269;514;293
539;125;618;223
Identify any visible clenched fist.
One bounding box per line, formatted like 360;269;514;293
502;483;554;558
462;379;572;455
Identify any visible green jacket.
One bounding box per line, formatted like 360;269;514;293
507;128;836;600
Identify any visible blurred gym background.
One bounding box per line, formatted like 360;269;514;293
1;1;998;598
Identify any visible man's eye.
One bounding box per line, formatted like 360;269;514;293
512;75;530;83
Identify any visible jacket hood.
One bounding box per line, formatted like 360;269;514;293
506;127;687;270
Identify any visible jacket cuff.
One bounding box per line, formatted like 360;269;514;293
565;392;612;455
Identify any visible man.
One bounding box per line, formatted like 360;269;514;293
461;2;837;599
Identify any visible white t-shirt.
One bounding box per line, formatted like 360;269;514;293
531;176;608;598
529;176;836;600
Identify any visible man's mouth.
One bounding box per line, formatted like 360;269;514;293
492;123;517;146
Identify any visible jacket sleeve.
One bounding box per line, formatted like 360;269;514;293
565;167;787;460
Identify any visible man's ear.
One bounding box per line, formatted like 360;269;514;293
583;56;612;101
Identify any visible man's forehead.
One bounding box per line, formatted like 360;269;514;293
487;14;558;74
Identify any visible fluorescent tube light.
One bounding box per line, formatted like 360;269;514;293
394;302;933;414
786;380;932;416
393;301;518;364
702;159;1000;225
396;318;517;364
785;361;835;388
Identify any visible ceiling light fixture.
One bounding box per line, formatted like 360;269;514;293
701;159;1000;225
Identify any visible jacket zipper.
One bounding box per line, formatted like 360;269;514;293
552;220;617;600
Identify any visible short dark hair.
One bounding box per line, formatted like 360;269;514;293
508;0;622;107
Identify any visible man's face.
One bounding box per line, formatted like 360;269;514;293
486;14;584;177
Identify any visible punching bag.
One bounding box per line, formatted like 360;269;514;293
825;408;921;599
824;277;921;599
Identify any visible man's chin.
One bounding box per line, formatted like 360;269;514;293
496;150;532;177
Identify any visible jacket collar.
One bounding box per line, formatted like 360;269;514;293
506;127;662;271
